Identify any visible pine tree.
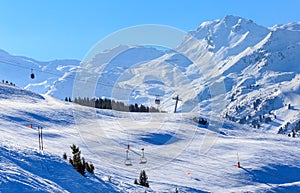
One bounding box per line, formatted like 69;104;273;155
63;152;67;160
89;163;95;174
68;144;95;176
129;104;135;112
135;103;139;112
69;144;85;176
140;104;147;112
139;170;149;187
85;162;95;174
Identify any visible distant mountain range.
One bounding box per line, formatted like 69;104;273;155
1;15;300;133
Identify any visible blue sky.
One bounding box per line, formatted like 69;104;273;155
0;0;299;61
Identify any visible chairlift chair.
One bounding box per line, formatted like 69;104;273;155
125;150;132;166
140;148;147;164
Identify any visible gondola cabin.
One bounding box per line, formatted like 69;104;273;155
155;99;160;105
30;69;35;79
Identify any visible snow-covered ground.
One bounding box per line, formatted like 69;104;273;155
1;83;300;193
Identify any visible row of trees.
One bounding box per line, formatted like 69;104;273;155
1;80;16;86
278;120;300;137
68;97;159;113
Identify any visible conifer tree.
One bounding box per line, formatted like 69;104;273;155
139;170;149;187
63;152;67;160
68;144;95;176
89;163;95;174
69;144;85;176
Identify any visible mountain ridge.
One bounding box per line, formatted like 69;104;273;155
1;15;300;133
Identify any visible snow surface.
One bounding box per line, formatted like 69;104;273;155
1;82;300;192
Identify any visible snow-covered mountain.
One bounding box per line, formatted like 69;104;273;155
1;80;300;192
78;15;300;133
174;15;300;133
0;49;80;98
1;15;300;133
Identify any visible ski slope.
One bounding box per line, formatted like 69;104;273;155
1;83;300;192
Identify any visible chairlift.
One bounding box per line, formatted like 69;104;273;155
30;69;35;79
125;150;132;166
140;148;147;164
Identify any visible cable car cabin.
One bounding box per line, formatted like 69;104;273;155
155;99;160;105
193;117;209;128
30;69;35;79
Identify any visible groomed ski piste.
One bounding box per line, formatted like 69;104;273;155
1;83;300;193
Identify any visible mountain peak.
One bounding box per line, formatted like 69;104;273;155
223;15;245;24
195;15;254;32
272;22;300;32
188;15;269;54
